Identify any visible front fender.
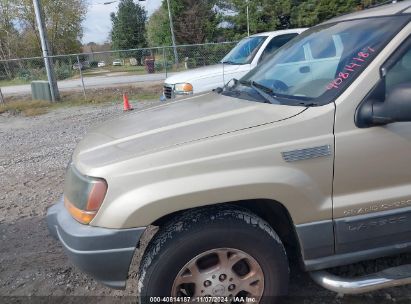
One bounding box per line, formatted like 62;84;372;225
91;166;332;229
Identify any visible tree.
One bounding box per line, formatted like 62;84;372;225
0;0;86;83
290;0;357;27
0;0;22;77
147;6;171;47
172;0;220;44
0;0;19;58
218;0;295;40
44;0;87;54
16;0;87;56
218;0;390;39
110;0;147;51
147;0;220;47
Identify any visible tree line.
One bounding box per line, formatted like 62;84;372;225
142;0;389;47
0;0;392;61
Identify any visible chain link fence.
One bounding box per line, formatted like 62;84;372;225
0;41;237;101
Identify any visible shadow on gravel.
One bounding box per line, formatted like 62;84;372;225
0;216;113;297
0;216;410;303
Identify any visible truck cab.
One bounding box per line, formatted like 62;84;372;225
163;29;306;99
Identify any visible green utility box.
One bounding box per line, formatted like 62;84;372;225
31;81;52;101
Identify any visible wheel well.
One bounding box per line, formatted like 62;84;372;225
152;199;302;262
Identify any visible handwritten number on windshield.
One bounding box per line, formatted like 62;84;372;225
326;47;375;90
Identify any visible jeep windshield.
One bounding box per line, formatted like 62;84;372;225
221;36;268;65
223;16;410;106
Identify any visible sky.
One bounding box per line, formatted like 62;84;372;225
82;0;162;44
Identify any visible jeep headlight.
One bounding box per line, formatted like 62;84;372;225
64;165;107;224
174;83;193;95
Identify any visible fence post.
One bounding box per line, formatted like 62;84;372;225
163;47;167;78
0;88;4;104
77;55;87;100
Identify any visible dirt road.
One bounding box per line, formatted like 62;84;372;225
0;101;410;303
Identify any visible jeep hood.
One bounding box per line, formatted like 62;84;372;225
73;93;305;171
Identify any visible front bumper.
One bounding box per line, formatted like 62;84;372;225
47;198;145;289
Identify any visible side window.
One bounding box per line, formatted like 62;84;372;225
385;47;411;96
259;33;299;63
309;36;337;59
282;44;306;63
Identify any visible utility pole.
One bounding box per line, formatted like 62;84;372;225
166;0;179;65
33;0;60;102
246;0;250;36
0;88;4;104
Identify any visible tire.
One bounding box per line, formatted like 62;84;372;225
138;207;289;304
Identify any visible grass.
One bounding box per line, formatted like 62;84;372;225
81;65;148;77
80;63;191;77
0;83;162;117
0;100;50;116
0;78;31;87
0;65;151;86
107;65;147;72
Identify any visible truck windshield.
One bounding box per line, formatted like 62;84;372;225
221;36;268;65
225;16;409;106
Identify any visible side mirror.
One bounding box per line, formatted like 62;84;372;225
213;87;224;94
356;83;411;128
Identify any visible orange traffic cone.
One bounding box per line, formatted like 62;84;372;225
123;93;133;111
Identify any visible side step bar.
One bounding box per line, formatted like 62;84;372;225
310;264;411;294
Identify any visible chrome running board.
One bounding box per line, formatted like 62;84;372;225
310;264;411;294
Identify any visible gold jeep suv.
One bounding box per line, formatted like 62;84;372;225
47;2;411;303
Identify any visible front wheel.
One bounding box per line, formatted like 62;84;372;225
138;208;289;303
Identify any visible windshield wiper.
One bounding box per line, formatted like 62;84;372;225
239;80;274;94
241;80;319;107
239;79;251;86
250;81;280;104
251;81;275;95
236;80;274;104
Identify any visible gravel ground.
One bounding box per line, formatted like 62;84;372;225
0;101;410;303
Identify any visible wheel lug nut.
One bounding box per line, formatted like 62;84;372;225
228;284;235;291
204;280;212;287
219;274;227;281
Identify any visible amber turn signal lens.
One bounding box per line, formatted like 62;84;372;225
174;83;193;95
64;197;97;225
181;83;193;92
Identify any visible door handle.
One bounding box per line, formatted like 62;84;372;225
299;66;310;73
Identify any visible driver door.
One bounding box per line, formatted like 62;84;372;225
333;36;411;255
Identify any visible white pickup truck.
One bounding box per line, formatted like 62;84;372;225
163;29;306;99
